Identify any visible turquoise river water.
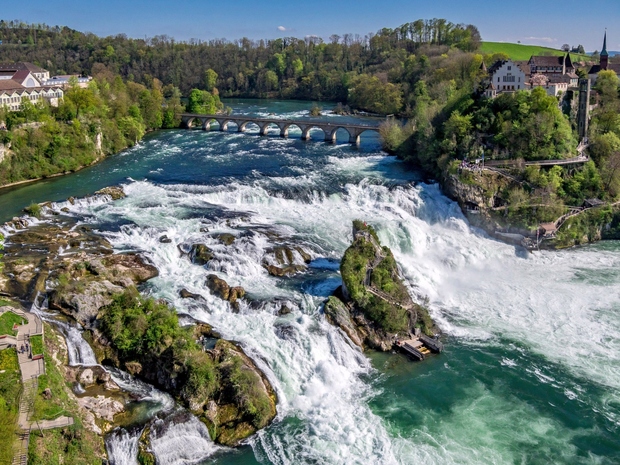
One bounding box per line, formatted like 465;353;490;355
1;100;619;465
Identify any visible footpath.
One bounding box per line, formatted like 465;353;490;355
0;308;74;465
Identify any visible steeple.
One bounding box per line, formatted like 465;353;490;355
601;30;609;70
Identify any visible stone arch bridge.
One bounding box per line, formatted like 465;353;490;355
180;113;381;144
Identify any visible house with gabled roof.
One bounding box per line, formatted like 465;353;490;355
485;59;527;95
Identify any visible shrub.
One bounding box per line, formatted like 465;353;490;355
24;203;42;218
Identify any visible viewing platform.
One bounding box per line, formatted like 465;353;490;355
396;330;444;361
180;113;381;144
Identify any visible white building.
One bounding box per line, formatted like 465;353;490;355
486;60;527;94
0;62;74;111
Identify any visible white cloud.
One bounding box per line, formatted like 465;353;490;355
278;26;287;32
524;36;557;44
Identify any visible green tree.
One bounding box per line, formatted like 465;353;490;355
187;89;221;114
348;74;402;115
204;69;218;92
64;84;97;119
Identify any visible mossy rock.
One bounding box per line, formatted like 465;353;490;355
137;426;155;465
216;421;256;447
190;244;214;265
213;233;236;246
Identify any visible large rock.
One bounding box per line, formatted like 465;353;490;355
49;280;123;328
206;275;231;300
77;395;124;422
262;244;312;277
326;221;437;352
324;296;364;348
190;244;214;265
94;186;126;201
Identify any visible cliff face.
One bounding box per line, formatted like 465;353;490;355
325;221;436;351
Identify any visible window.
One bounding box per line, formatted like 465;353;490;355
508;66;512;70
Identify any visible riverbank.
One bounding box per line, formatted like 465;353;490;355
441;166;620;249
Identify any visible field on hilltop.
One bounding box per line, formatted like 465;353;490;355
480;41;591;62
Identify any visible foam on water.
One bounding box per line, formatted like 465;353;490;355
106;427;142;465
64;148;620;463
148;413;221;465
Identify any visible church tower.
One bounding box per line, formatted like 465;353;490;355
600;31;609;71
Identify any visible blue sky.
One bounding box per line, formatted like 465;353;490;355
2;0;619;51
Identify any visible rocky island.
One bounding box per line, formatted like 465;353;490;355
325;220;438;354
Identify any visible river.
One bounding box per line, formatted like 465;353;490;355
1;99;619;464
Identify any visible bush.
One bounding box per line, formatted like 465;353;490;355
24;203;42;218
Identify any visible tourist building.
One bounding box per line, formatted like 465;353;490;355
0;62;91;112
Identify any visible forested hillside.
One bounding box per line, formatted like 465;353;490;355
0;19;482;113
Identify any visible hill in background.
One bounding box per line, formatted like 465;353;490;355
481;41;591;62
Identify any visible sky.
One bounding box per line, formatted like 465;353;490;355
2;0;619;52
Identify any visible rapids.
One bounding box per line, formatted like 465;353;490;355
2;100;619;464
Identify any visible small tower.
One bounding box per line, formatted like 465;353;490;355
600;31;609;71
577;79;591;142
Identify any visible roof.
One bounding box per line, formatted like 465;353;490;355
0;62;46;73
515;61;530;75
601;32;608;57
0;80;25;91
588;63;620;75
529;54;574;70
547;74;572;84
12;69;34;82
529;55;564;67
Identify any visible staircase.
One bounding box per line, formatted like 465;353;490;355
12;378;37;465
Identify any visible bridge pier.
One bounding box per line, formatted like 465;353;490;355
300;126;311;141
323;128;337;143
201;119;211;131
235;120;246;132
259;123;271;136
279;123;289;138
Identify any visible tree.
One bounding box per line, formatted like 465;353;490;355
64;83;97;119
347;74;402;115
187;89;222;114
204;69;218;92
561;44;570;52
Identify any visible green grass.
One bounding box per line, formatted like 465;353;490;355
0;299;20;308
480;42;590;62
0;311;25;337
30;335;44;357
0;348;22;465
28;323;104;464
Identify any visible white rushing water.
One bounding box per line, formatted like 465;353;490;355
64;152;620;464
106;427;142;465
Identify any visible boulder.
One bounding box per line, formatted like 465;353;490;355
264;264;306;277
101;254;159;283
324;296;364;348
180;288;202;300
206;275;230;301
190;244;214;265
77;395;124;422
94;186;126;201
79;368;96;386
213;233;236;246
49;280;123;328
159;235;172;243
